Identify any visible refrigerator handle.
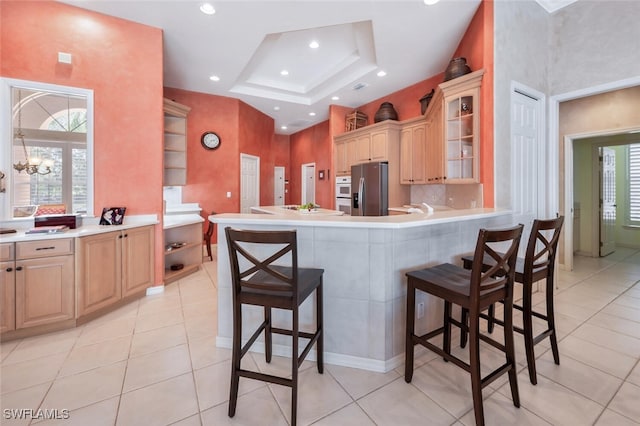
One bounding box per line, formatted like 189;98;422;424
358;177;365;215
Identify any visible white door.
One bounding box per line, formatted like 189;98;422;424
274;166;285;206
240;154;260;213
301;163;315;205
599;147;616;256
510;87;544;253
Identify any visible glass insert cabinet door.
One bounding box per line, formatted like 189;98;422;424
445;91;479;183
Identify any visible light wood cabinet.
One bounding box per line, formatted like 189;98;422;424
400;119;427;184
76;225;154;318
1;243;15;333
422;70;483;184
164;98;191;186
334;120;410;208
5;239;75;330
164;220;203;284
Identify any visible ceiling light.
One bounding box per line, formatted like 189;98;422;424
280;70;289;76
274;106;280;111
423;0;440;5
331;96;340;101
281;125;287;130
199;3;215;15
377;70;387;77
209;75;220;81
309;112;316;116
309;40;319;49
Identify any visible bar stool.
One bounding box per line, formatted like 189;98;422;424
203;211;216;261
460;217;564;385
225;227;324;426
405;224;523;426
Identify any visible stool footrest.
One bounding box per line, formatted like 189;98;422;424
238;369;292;388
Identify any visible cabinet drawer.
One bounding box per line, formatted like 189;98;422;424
16;239;74;259
0;243;14;262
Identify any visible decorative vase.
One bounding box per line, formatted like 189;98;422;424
419;89;435;115
374;102;398;123
444;57;472;82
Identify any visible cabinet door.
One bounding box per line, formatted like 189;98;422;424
444;90;479;183
345;138;358;172
15;255;74;329
400;128;413;184
334;140;348;176
426;102;445;183
1;261;15;333
355;134;372;163
121;226;154;298
370;132;388;162
410;125;426;184
76;232;122;317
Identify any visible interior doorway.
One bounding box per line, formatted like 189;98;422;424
301;162;315;205
240;153;260;213
274;166;285;206
599;147;616;256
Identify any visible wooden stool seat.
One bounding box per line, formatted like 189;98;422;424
460;217;564;385
405;224;524;426
225;227;323;426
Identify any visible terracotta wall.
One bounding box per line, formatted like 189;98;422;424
289;121;333;207
1;1;166;284
164;88;287;241
319;1;494;206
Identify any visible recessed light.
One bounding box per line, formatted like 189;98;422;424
209;75;220;82
377;70;387;77
280;70;289;76
423;0;440;5
281;125;288;130
274;106;280;111
309;112;316;117
309;40;319;49
200;3;216;15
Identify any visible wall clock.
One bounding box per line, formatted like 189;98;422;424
201;131;221;150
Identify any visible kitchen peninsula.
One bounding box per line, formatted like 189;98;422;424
211;208;512;372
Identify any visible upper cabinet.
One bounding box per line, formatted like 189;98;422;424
334;120;398;177
163;98;191;186
400;118;427;184
402;69;484;185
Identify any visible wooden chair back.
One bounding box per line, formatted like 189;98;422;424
225;227;299;296
524;216;564;277
469;224;524;304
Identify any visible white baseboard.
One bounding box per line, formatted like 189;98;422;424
215;336;403;373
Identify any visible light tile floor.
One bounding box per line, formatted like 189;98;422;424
1;247;639;425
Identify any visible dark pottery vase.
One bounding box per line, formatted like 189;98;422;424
419;89;435;115
374;102;398;123
444;57;472;82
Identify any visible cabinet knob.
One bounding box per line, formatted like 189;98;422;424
6;267;13;272
124;234;128;238
15;266;23;271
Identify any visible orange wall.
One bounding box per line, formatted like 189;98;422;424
1;1;166;284
454;0;494;206
164;88;287;241
289;121;333;208
313;0;494;207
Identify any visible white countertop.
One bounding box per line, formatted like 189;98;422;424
0;216;159;243
251;205;345;216
164;203;202;215
163;214;204;229
212;207;510;229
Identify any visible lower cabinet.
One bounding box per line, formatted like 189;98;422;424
1;244;15;333
1;239;75;332
76;225;154;318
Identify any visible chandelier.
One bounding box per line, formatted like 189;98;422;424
12;89;52;176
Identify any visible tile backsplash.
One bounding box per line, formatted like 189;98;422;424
410;184;483;209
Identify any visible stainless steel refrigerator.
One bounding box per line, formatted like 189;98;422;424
351;161;389;216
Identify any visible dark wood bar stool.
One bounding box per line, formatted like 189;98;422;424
225;227;324;426
405;224;523;426
203;211;216;261
460;217;564;385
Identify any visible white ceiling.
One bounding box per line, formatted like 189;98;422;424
62;0;571;135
